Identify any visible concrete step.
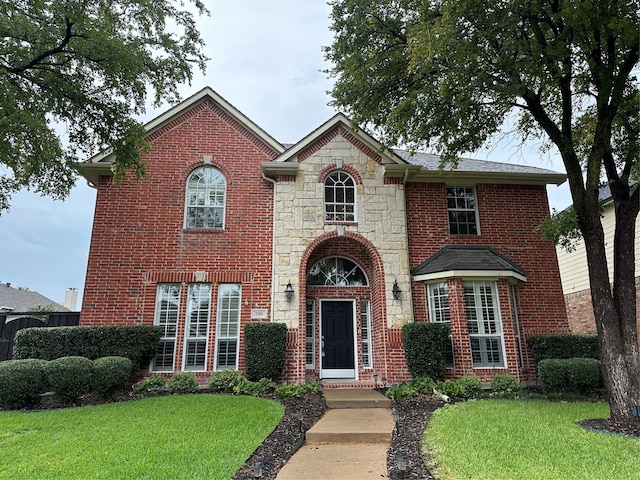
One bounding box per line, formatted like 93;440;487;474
305;408;395;444
323;388;392;409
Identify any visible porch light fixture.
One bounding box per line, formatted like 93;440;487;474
382;377;388;388
284;281;294;302
251;460;263;478
297;408;304;432
396;455;408;479
373;373;379;388
392;280;402;300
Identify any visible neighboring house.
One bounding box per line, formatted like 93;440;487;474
0;282;68;313
555;186;640;334
79;87;569;387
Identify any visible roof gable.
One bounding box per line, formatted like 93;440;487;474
80;87;285;185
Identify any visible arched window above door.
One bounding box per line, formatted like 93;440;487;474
306;257;368;286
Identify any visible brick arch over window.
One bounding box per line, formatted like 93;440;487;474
317;164;363;185
182;159;231;185
294;231;391;380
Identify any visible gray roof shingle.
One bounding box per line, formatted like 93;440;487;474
412;246;528;278
0;283;68;312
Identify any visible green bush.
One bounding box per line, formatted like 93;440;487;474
456;376;484;398
527;335;599;364
233;378;277;396
490;374;521;398
408;376;437;395
0;359;49;409
538;358;603;395
402;322;450;381
132;375;166;396
386;383;419;400
436;379;464;398
44;356;94;404
13;325;162;368
92;356;133;398
244;322;287;382
275;381;318;399
208;370;246;393
168;372;199;395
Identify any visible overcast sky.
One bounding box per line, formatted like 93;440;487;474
0;0;571;308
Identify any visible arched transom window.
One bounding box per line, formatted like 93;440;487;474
307;257;368;286
185;167;226;229
324;171;355;222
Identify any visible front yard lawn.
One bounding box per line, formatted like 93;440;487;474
424;400;640;480
0;394;283;479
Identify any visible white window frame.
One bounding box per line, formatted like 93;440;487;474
214;283;241;371
464;281;505;368
427;282;454;368
305;300;315;369
446;186;479;235
360;300;372;369
324;171;356;223
151;283;181;372
182;283;211;371
184;166;226;229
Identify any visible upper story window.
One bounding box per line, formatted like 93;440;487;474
446;186;478;235
307;257;368;286
324;171;356;223
185;167;226;229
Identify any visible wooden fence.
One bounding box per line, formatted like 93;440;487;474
0;312;80;361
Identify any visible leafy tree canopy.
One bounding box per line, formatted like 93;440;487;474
0;0;208;213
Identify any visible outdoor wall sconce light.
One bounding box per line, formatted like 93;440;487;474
395;455;408;479
373;373;379;388
392;409;400;432
392;280;402;300
382;377;388;388
296;408;305;433
251;460;263;478
284;281;294;302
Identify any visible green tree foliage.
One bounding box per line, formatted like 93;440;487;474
0;0;208;212
326;0;639;425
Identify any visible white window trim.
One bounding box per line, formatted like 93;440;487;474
151;283;181;373
324;170;357;223
306;300;315;370
184;166;227;230
360;300;373;369
182;283;211;372
446;186;480;235
464;281;506;368
214;283;242;371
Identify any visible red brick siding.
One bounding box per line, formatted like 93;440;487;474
81;100;276;373
405;182;569;381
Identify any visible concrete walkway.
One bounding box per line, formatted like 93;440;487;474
276;389;394;479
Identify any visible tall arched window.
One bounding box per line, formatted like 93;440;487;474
184;167;226;229
307;257;368;286
324;171;355;222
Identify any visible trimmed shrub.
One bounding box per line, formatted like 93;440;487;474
538;358;603;395
92;356;133;398
527;335;599;364
133;375;167;396
402;322;450;381
244;322;287;382
436;379;464;398
13;325;162;368
208;370;246;393
168;372;199;395
456;376;484;399
45;356;94;404
234;378;277;396
386;382;419;400
0;359;49;409
490;374;521;398
275;381;318;399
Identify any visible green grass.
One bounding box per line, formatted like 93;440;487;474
424;400;640;480
0;394;283;480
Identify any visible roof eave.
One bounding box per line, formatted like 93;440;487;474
413;270;528;283
261;161;300;178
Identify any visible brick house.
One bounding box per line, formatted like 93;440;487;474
555;186;640;334
79;87;569;387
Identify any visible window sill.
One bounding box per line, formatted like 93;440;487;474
324;221;358;226
182;228;225;234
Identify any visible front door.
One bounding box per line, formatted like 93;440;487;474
321;301;355;379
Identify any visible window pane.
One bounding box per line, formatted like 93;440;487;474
185;167;226;229
216;284;241;371
306;257;368;286
427;283;454;368
152;284;180;372
324;171;356;223
447;187;478;235
465;281;504;367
